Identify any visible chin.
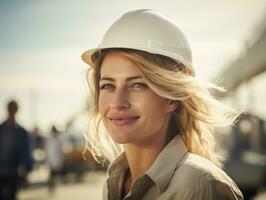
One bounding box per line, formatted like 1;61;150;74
110;133;134;144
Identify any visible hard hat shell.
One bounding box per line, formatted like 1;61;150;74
82;9;193;69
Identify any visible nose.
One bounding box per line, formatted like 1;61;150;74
110;88;130;110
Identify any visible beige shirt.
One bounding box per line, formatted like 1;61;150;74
103;135;244;200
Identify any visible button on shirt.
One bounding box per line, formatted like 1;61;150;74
103;135;244;200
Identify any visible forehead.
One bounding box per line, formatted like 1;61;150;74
100;52;142;78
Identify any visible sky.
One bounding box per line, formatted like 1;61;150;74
0;0;266;133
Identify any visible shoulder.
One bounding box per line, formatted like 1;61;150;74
16;124;29;135
166;153;243;199
14;124;30;142
177;153;229;182
0;121;6;130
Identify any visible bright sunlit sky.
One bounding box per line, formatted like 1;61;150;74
0;0;266;133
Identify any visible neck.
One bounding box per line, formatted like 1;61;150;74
122;115;177;188
125;115;178;181
124;132;168;182
6;116;16;126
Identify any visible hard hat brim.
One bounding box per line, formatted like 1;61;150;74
81;46;193;71
81;48;100;68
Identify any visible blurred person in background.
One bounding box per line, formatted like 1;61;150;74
0;100;33;200
31;126;46;168
82;9;244;200
45;125;64;194
31;126;45;151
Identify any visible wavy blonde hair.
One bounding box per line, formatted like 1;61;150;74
84;48;240;167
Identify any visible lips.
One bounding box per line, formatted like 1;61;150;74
108;115;140;126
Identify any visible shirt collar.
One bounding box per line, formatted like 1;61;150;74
146;135;188;193
107;152;128;177
107;135;188;193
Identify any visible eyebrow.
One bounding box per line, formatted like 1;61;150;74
100;76;143;82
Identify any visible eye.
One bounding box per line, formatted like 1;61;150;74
100;84;114;90
129;82;148;89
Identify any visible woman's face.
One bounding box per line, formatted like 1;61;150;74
98;51;176;145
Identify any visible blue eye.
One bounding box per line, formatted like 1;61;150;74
130;83;148;89
100;84;114;90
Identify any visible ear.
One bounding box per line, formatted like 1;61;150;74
166;100;178;113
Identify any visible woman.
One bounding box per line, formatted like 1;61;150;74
82;9;244;200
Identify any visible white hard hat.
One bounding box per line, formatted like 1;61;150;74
82;9;193;69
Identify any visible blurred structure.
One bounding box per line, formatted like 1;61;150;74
213;14;266;199
223;113;266;197
62;117;106;178
213;14;266;98
0;100;33;200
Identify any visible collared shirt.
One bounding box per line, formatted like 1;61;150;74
103;135;244;200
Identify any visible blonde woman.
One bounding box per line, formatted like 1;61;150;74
82;9;243;200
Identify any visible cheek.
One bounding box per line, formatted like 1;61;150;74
98;94;109;115
139;94;169;119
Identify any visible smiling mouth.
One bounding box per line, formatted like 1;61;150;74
109;116;140;126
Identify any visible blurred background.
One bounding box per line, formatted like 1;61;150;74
0;0;266;199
